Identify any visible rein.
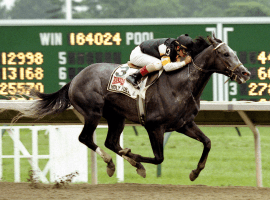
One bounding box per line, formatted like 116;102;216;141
191;43;242;81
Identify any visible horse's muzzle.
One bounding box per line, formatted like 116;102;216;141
232;68;251;84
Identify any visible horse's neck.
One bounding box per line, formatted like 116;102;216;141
186;47;214;100
163;46;214;101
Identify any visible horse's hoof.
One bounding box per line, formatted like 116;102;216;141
119;148;131;156
189;170;199;181
107;167;115;177
136;167;146;178
106;160;115;177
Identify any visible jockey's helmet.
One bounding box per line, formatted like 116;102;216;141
175;34;194;55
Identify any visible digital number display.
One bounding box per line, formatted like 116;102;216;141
1;52;44;65
238;50;270;101
69;32;122;46
0;67;44;80
257;51;270;65
0;82;44;96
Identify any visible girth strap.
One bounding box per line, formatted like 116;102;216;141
136;95;146;126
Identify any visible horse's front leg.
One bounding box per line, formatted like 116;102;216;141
123;126;165;165
104;112;146;178
177;121;211;181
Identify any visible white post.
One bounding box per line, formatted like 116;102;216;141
32;127;39;180
238;111;263;187
13;128;20;182
0;128;2;180
117;133;124;182
66;0;72;20
253;128;262;187
91;131;97;184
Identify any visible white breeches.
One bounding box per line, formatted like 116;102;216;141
130;46;163;71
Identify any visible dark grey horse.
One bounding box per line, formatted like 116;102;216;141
16;36;250;181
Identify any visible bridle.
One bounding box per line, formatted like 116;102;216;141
192;42;242;81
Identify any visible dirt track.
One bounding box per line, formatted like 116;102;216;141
0;182;270;200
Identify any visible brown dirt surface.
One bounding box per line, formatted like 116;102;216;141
0;182;270;200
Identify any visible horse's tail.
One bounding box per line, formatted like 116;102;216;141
13;82;71;122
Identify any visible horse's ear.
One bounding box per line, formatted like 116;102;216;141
207;35;217;45
207;33;223;46
213;33;217;41
213;33;223;43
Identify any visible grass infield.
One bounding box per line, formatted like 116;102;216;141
1;126;269;187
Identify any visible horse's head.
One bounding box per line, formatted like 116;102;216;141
208;36;251;84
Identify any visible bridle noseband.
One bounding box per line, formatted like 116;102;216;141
192;43;242;81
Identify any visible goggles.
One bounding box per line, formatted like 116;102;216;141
177;48;188;56
182;48;187;55
176;45;189;56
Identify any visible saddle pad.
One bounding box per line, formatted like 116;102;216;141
107;64;140;99
107;63;163;99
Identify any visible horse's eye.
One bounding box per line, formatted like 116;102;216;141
224;53;229;57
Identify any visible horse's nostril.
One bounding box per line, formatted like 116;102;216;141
242;72;250;76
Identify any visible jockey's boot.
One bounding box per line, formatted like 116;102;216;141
126;69;142;87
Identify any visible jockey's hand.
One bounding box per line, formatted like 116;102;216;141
185;56;192;64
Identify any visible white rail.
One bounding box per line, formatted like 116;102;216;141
0;126;50;183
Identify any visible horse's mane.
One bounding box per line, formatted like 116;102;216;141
190;36;211;58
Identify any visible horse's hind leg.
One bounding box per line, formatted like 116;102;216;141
178;121;211;181
104;113;146;178
79;118;115;177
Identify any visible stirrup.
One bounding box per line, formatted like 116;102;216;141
126;76;140;89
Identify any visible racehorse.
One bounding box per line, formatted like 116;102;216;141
14;36;250;181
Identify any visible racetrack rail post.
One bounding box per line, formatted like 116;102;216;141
237;110;263;187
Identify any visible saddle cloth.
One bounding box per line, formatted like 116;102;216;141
107;63;163;100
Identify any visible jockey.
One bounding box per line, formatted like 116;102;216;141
126;34;194;87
